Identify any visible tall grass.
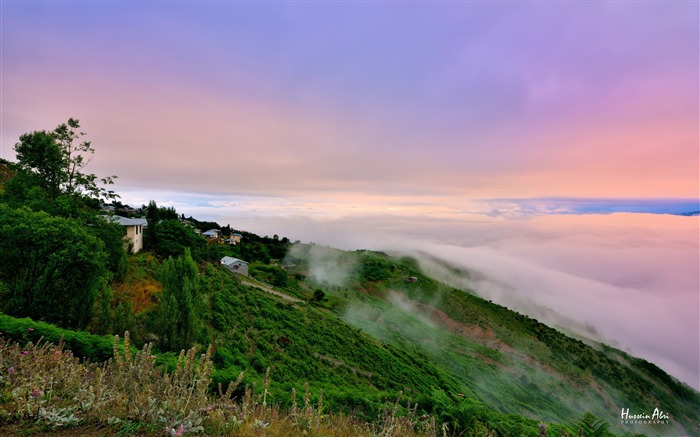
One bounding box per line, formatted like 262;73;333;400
0;334;438;436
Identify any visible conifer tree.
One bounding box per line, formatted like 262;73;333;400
155;249;200;351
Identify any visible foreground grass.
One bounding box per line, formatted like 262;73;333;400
0;334;439;436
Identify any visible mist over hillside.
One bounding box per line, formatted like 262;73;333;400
223;211;700;391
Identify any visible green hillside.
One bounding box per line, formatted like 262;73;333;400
23;242;700;434
272;244;699;435
2;234;699;435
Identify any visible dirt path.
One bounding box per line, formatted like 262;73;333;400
238;277;304;303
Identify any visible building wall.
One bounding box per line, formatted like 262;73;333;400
229;262;249;276
125;224;143;253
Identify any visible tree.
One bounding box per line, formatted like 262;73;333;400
0;205;109;329
11;118;117;203
53;118;93;195
143;200;194;257
155;249;201;351
90;215;128;280
92;286;115;335
156;289;179;351
151;219;206;260
313;289;326;302
13;130;65;200
114;300;136;338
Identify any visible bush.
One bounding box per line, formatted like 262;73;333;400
0;314;115;361
0;206;109;329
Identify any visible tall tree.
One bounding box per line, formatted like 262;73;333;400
155;249;201;351
5;119;127;279
11;118;117;203
13;130;65;200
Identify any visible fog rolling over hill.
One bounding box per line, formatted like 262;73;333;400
226;211;700;391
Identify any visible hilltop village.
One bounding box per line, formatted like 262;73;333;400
105;206;249;275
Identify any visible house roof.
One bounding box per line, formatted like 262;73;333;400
105;216;147;227
202;229;221;236
221;256;248;266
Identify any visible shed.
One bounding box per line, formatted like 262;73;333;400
220;256;249;276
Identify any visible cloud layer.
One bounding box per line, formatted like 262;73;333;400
223;211;699;390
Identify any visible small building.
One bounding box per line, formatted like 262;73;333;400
202;229;222;240
220;256;249;276
108;216;148;253
224;233;242;245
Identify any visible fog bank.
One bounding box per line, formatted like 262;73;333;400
225;212;699;390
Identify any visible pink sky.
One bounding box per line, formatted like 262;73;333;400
1;1;697;203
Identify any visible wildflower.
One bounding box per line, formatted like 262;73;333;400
22;351;28;355
174;424;185;436
26;327;34;332
151;355;157;359
31;389;41;397
8;367;14;374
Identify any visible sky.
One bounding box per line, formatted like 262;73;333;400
1;1;699;390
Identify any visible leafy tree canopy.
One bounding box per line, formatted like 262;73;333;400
151;219;206;260
0;205;109;329
8;118;117;207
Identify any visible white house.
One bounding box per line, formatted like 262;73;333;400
202;229;221;240
220;256;249;276
109;216;148;253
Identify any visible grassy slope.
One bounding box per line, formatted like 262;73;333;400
206;265;457;411
2;244;698;436
272;245;699;435
395;255;700;431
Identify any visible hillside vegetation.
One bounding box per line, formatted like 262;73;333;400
1;121;698;436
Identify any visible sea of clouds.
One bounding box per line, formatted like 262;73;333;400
225;211;699;391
